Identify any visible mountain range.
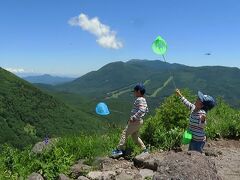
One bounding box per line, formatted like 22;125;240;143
2;60;240;147
54;59;240;107
23;74;75;85
32;60;240;128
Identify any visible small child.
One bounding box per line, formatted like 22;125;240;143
112;83;149;157
176;89;216;153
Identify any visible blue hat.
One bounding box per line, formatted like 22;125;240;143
133;83;146;94
198;91;216;111
95;102;110;115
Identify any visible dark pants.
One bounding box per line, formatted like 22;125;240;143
188;140;205;153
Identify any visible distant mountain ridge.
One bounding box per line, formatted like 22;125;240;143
23;74;75;85
56;59;240;107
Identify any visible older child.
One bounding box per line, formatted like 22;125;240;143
112;84;149;157
176;89;216;153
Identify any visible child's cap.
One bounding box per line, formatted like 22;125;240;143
198;91;216;111
133;83;146;94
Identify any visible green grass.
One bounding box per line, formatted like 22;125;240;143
0;130;120;179
0;128;143;179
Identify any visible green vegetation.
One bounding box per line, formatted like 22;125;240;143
206;99;240;139
150;76;172;97
0;89;239;179
0;130;128;179
0;68;106;148
141;89;194;150
141;89;240;150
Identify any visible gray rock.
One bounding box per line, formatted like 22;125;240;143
115;171;142;180
101;157;133;171
70;161;92;178
87;171;116;180
58;173;70;180
133;152;163;171
77;176;90;180
102;171;117;179
91;157;108;169
87;171;103;179
205;149;222;157
32;138;58;154
142;159;159;171
28;173;44;180
139;169;154;179
133;152;151;167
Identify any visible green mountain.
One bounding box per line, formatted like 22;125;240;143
56;59;240;108
0;68;105;148
57;60;180;95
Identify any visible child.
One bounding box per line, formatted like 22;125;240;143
176;89;216;153
112;83;149;157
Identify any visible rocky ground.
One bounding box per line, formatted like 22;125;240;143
28;139;240;180
206;140;240;180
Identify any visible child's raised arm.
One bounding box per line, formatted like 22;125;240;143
176;89;195;111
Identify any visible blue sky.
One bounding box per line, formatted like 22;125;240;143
1;0;240;76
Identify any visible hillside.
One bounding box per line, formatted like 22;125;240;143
0;68;105;148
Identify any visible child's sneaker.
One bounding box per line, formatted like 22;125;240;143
143;148;149;153
111;149;123;158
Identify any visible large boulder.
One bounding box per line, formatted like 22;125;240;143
153;151;222;180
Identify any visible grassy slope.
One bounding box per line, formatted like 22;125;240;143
0;68;106;148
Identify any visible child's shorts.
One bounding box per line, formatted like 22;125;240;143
188;140;205;153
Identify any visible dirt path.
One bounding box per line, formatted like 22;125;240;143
206;140;240;180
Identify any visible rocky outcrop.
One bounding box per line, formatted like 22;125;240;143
153;151;221;180
29;149;222;179
28;172;44;180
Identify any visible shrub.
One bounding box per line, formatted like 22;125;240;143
141;89;195;150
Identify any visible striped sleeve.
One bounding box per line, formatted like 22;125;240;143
180;96;195;111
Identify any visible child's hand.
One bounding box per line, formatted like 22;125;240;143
129;116;136;122
175;89;182;97
200;114;206;122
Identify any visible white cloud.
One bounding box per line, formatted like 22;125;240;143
68;13;123;49
5;68;25;73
